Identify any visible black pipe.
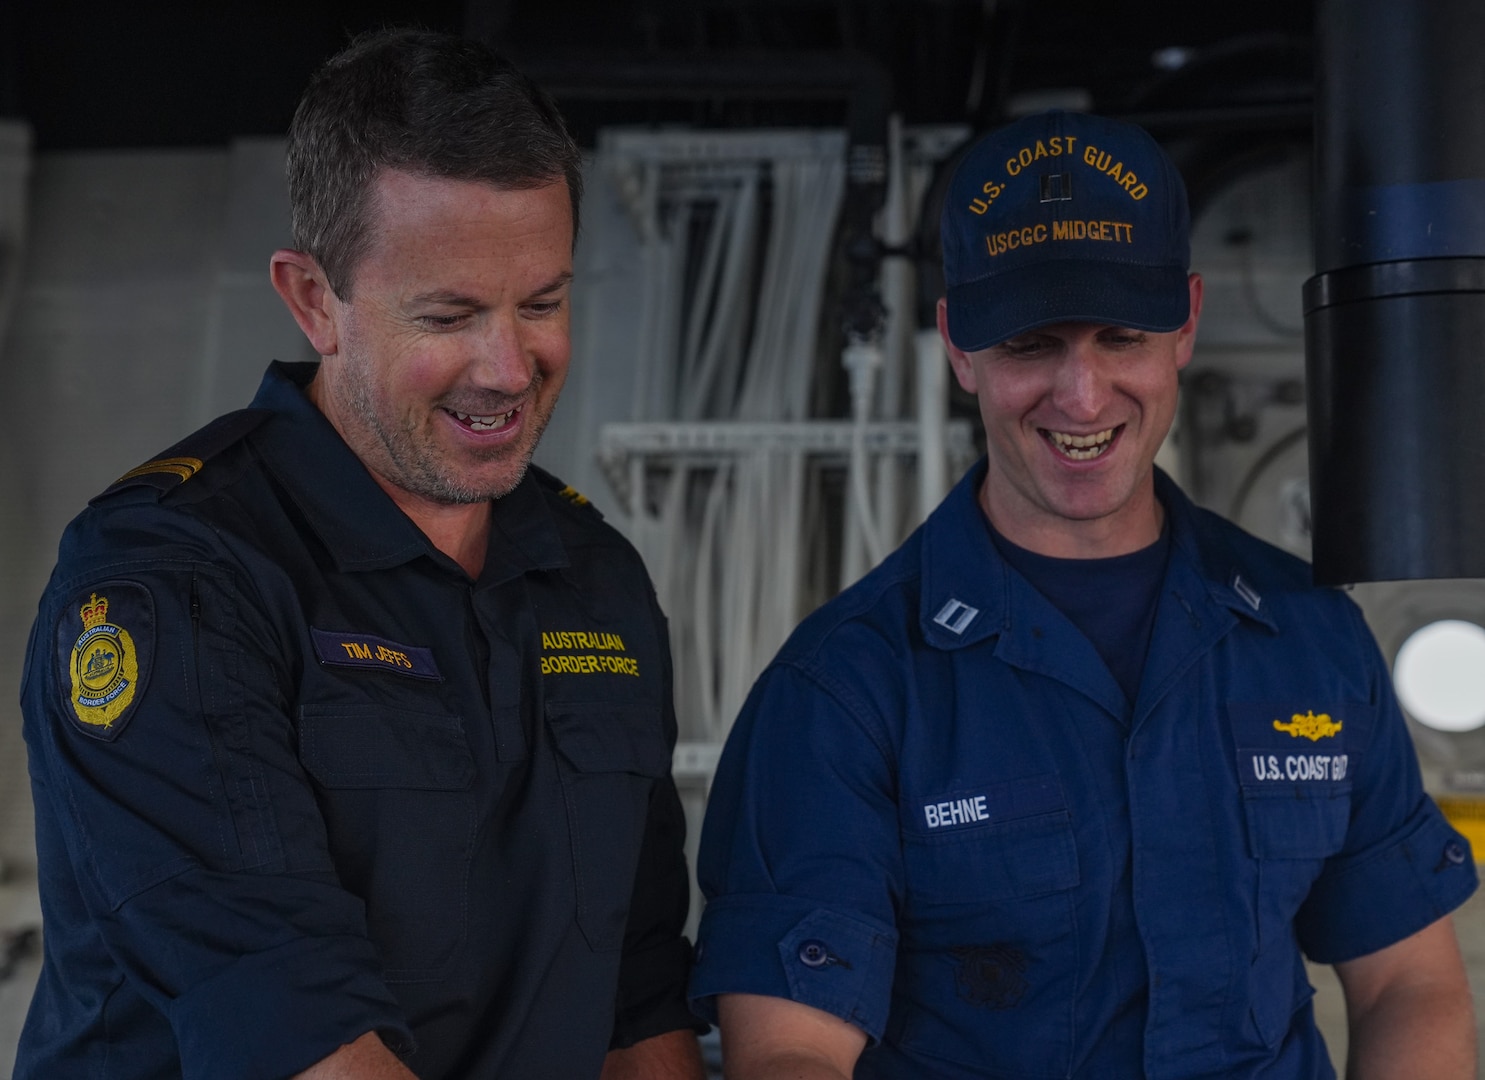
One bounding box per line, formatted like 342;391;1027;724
1304;0;1485;584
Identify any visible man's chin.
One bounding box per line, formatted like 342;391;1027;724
391;423;549;505
435;457;534;504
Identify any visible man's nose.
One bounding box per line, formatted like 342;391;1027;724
1052;342;1108;419
469;312;534;392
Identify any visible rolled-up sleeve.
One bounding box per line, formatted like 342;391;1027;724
1295;604;1478;964
689;662;901;1040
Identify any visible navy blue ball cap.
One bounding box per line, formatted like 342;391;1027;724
941;110;1192;352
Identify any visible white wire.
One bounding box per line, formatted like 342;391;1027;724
596;131;853;744
694;464;733;738
629;161;664;420
718;456;765;722
678;189;735;415
682;174;760;420
915;328;951;520
761;449;807;660
843;340;889;581
873;114;914;551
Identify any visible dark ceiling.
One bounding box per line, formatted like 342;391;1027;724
3;0;1314;151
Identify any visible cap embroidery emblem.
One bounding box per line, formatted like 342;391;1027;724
1039;171;1073;202
69;593;139;729
1273;710;1343;741
934;599;979;635
940;111;1192;353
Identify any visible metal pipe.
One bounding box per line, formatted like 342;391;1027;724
1303;0;1485;583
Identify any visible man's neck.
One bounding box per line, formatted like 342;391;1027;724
304;366;492;578
378;483;492;578
979;483;1165;560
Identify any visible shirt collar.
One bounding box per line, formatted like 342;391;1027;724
247;361;568;582
1156;468;1279;632
918;459;1279;649
918;461;1011;650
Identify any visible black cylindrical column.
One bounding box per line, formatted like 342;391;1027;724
1304;0;1485;584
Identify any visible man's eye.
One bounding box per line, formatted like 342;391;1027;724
1004;340;1048;357
420;314;468;329
524;300;564;317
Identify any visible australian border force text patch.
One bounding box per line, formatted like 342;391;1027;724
311;628;442;681
57;582;154;741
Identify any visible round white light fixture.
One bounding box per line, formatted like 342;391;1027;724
1393;619;1485;733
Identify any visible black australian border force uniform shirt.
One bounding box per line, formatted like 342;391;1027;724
18;361;697;1079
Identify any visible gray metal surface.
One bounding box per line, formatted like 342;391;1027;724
0;140;311;1077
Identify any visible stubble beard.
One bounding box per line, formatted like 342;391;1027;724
338;364;552;505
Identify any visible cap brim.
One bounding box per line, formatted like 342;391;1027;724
946;259;1191;352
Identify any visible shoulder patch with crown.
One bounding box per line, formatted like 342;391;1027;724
57;582;155;741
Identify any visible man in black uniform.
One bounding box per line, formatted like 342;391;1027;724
17;29;705;1080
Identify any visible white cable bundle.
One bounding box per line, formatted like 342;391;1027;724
734;154;846;421
597;130;847;744
678;172;759;421
839;117;960;587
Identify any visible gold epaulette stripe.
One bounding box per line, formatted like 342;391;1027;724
114;457;205;484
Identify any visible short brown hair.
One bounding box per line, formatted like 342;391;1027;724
286;28;583;298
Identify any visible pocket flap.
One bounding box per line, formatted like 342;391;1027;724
299;704;473;790
1242;790;1350;859
545;701;670;777
903;775;1079;903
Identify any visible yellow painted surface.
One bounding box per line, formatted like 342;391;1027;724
1437;796;1485;862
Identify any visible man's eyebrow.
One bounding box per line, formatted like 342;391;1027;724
529;271;574;296
409;273;572;308
410;289;483;308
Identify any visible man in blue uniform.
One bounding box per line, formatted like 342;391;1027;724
18;30;704;1080
689;111;1478;1078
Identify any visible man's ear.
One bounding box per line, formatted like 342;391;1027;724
937;298;978;394
1174;272;1204;371
270;250;340;357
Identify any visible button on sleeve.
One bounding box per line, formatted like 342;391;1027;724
691;895;897;1039
1296;608;1479;963
689;663;901;1040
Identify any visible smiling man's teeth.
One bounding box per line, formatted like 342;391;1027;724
1047;428;1115;460
455;409;516;431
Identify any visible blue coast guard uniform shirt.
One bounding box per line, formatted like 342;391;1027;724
19;361;698;1079
690;461;1476;1079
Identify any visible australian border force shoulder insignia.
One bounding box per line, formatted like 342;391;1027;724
58;583;154;741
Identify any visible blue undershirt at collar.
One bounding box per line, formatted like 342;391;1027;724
987;518;1172;705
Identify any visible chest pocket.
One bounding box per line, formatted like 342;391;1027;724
1243;789;1350;861
546;700;670;952
896;775;1080;1079
299;704;475;981
1228;702;1355;1048
902;774;1080;904
1229;702;1354;860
